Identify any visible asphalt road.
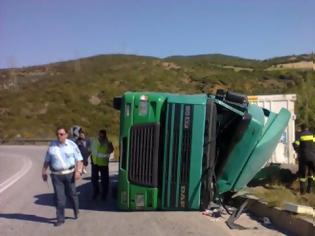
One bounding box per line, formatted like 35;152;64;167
0;145;289;236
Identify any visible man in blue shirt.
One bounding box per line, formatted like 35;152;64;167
42;126;83;226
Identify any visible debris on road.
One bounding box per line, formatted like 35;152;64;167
283;202;315;217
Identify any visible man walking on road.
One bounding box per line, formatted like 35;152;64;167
42;127;83;226
90;129;114;200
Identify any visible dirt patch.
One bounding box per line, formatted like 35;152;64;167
89;95;101;105
37;102;49;114
267;61;315;70
248;184;315;211
153;60;181;70
222;65;254;72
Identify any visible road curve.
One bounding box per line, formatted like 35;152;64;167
0;145;288;236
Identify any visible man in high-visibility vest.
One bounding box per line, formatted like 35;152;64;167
90;129;114;200
293;124;315;194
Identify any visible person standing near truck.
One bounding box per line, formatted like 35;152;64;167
90;129;114;200
42;127;83;226
293;124;315;194
76;129;90;174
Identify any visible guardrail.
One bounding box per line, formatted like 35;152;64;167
1;138;54;145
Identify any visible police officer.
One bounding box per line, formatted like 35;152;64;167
90;129;114;200
293;124;315;194
42;127;83;226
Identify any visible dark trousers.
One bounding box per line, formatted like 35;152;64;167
50;173;79;222
298;159;315;194
91;164;109;198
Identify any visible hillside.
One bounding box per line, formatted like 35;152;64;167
0;53;314;142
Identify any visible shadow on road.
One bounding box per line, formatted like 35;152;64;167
0;213;55;224
0;173;119;225
34;174;119;212
245;212;294;236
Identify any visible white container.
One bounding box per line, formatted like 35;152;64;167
248;94;297;164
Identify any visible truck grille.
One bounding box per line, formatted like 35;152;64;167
128;123;160;187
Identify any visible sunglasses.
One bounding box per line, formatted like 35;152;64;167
57;133;66;136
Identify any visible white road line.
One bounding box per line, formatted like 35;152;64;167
0;156;32;194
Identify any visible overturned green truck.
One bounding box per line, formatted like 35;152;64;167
113;90;291;210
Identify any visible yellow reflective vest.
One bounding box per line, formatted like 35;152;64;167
91;138;110;166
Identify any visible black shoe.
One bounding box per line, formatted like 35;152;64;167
102;195;107;201
54;221;64;227
92;193;98;200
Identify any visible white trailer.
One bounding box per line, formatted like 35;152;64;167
248;94;297;164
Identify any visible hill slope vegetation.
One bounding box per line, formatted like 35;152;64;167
0;53;314;142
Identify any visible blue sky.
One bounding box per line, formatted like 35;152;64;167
0;0;314;68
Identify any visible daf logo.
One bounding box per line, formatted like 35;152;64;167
180;185;186;207
184;117;190;129
184;106;191;129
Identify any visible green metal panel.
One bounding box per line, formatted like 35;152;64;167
161;103;170;208
125;92;169;125
232;108;291;191
128;184;159;210
188;104;206;209
117;94;133;210
167;94;207;105
161;102;182;209
161;94;207;210
175;106;184;208
118;169;131;210
166;104;175;207
118;167;158;210
118;92;168;210
216;104;265;194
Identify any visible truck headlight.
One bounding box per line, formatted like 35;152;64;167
139;95;148;116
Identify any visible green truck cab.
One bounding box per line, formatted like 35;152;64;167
113;90;291;210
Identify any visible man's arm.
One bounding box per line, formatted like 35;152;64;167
108;141;114;154
74;160;83;181
42;161;49;181
42;149;51;181
73;143;84;181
